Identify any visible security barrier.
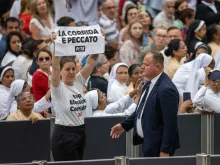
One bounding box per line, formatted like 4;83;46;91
1;113;220;164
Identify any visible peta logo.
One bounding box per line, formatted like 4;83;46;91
75;46;85;52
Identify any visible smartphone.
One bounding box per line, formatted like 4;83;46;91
138;5;146;13
183;92;191;102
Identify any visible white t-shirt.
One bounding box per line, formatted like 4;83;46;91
51;72;86;126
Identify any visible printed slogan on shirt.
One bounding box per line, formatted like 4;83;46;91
69;94;86;117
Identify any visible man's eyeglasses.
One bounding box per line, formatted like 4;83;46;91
105;6;116;10
38;57;50;62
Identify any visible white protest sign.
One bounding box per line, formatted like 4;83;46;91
53;25;105;56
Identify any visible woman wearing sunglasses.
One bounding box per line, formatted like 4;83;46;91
31;49;52;116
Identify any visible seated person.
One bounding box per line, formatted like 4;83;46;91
87;54;109;96
7;92;43;123
7;79;51;114
193;68;220;113
85;81;142;117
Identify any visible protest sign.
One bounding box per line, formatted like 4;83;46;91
53;25;105;56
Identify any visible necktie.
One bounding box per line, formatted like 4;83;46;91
137;81;151;119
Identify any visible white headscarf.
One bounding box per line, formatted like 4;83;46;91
107;63;128;100
84;90;99;117
214;50;220;70
185;53;213;98
7;79;25;113
0;66;13;82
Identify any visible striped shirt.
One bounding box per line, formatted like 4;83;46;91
99;14;119;43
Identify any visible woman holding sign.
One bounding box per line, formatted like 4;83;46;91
50;35;98;161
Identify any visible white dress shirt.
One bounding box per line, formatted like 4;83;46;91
193;86;220;112
136;73;162;138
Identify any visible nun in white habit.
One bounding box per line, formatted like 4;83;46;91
172;53;213;100
0;66;14;120
107;63;129;103
7;79;52;114
84;89;138;117
185;53;214;99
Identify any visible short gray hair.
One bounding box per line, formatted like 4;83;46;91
91;54;107;74
15;92;33;105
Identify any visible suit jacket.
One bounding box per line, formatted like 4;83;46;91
121;72;180;157
196;1;220;26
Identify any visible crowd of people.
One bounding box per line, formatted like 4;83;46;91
1;0;220;161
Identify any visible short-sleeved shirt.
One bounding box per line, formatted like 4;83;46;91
51;72;86;126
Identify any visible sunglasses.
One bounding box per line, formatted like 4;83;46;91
38;57;50;62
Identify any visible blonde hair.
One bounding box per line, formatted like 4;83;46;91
20;0;31;15
127;20;143;44
153;24;169;35
30;0;52;23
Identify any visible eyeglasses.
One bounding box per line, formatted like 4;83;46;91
155;35;167;39
105;6;116;10
38;57;50;62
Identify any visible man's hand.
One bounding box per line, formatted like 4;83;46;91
110;123;125;139
160;152;169;157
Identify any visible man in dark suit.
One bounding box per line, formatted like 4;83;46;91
110;51;180;157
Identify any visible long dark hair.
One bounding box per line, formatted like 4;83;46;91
5;31;23;56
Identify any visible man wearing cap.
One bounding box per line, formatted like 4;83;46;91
153;0;176;28
193;68;220;112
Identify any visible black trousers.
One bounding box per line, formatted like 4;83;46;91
51;124;85;161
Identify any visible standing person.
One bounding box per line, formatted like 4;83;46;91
50;39;98;160
164;39;187;79
19;0;32;37
185;20;207;54
119;20;143;66
196;0;220;26
0;17;20;60
153;0;176;28
31;49;52;116
104;45;118;73
30;0;54;43
0;66;14;120
99;0;119;50
126;64;142;94
118;6;139;47
1;31;23;67
139;10;153;47
135;25;168;64
87;54;110;96
110;51;180;157
107;63;129;102
207;23;220;57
